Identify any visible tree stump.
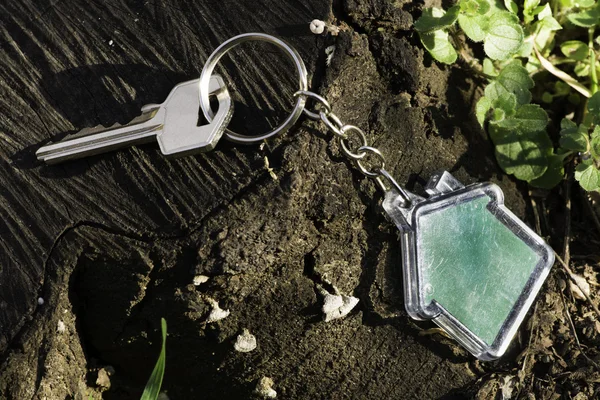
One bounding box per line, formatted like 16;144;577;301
0;0;529;398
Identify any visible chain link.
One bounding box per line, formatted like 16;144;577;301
294;90;410;206
339;126;368;160
294;90;331;120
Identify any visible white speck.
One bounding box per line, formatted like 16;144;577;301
325;45;336;66
569;274;591;300
500;375;516;399
96;368;111;388
108;39;114;46
37;297;44;306
310;19;326;35
157;393;170;400
193;275;209;286
318;285;359;322
234;328;257;352
134;18;139;22
255;377;277;398
206;298;230;323
207;307;230;323
57;320;66;333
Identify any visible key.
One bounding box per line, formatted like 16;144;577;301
36;75;233;164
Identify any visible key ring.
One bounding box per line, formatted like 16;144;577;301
199;33;308;144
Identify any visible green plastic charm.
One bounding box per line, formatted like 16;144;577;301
383;171;554;360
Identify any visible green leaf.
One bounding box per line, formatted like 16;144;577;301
420;29;458;64
560;41;589;61
538;15;562;31
415;6;461;33
483;58;499;76
494;108;508;122
476;96;493;126
582;110;596;126
555;81;571;95
504;0;518;13
575;161;600;191
560;118;577;130
507;104;549;133
560;131;589;151
574;62;590;77
524;0;540;13
533;6;562;50
567;8;600;28
559;120;587;152
141;318;167;400
491;127;551;181
458;14;489;42
461;0;491;15
541;92;553;103
537;3;552;20
484;61;534;105
420;33;458;65
577;0;596;7
592;125;600;139
523;0;541;22
516;39;534;57
489;105;551;181
587;91;600;115
530;154;565;188
494;92;518;115
590;135;600;159
484;12;524;60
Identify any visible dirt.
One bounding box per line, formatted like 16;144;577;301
1;0;599;399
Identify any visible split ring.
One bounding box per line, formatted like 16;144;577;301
199;33;308;144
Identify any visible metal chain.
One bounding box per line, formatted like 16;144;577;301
294;90;411;207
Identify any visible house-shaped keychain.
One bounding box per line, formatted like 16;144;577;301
383;171;554;360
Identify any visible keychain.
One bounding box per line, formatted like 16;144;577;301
36;33;555;360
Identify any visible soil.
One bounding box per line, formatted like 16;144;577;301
0;0;599;399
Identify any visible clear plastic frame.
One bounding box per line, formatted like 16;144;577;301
383;171;554;360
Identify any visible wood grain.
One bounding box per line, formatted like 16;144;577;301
0;0;519;398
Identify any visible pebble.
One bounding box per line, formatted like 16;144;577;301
193;275;209;286
255;377;277;398
310;19;325;34
234;329;257;352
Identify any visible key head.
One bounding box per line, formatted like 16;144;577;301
156;75;232;156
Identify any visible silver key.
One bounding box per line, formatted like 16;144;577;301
36;75;233;164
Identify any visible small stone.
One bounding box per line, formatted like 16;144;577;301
325;45;336;66
569;274;591;300
234;329;257;353
37;297;44;306
108;39;114;46
207;307;230;323
322;293;359;322
96;368;111;389
310;19;325;35
206;298;230;323
255;377;277;398
193;275;209;286
57;320;66;333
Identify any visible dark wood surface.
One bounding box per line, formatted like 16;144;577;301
0;0;526;398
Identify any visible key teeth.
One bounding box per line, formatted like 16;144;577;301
69;123;124;139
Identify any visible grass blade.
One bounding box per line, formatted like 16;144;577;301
140;318;167;400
